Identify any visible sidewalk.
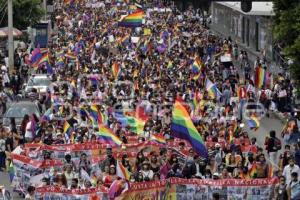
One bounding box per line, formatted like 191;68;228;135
208;27;282;75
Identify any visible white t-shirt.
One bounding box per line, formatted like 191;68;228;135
25;121;33;139
140;170;154;180
283;164;300;184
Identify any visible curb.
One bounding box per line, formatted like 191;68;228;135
272;111;288;124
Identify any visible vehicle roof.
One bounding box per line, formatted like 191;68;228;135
29;74;51;79
9;100;38;106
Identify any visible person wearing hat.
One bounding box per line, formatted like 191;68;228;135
139;160;154;181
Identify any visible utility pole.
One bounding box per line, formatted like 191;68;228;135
43;0;47;20
8;0;14;74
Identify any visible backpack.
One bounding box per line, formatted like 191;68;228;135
260;90;267;102
274;138;282;151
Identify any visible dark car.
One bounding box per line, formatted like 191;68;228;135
2;101;42;129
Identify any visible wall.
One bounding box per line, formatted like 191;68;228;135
210;2;273;62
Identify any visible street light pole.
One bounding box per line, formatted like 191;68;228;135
43;0;47;20
8;0;14;74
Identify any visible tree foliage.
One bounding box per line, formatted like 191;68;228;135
273;0;300;85
0;0;45;30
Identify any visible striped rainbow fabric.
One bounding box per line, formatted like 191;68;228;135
97;125;122;146
171;100;208;158
247;115;260;130
116;160;131;180
118;10;145;27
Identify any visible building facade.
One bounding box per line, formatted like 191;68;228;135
210;2;274;62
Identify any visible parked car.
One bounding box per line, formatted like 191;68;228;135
23;74;52;97
2;100;42;129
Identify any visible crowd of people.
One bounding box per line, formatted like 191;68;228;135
0;0;300;199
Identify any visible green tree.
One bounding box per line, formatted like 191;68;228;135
0;0;45;30
273;0;300;87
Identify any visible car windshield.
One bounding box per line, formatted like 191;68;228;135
5;104;40;118
28;77;51;86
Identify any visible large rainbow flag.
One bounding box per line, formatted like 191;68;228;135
31;47;42;69
118;10;145;27
255;66;272;89
170;100;208;158
97;125;122;146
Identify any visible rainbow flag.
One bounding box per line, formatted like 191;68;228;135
150;134;166;144
247;115;260;130
63;0;74;5
116;160;131;180
114;112;145;135
97;125;122;146
191;57;202;74
99;111;108;125
41;108;52;122
205;78;222;99
118;35;130;46
56;57;64;67
89;105;101;126
268;165;273;178
255;66;265;88
118;10;145;27
112;62;121;78
170;100;208;158
31;47;42;69
108;180;127;199
63;120;73;136
38;53;49;64
248;164;257;178
65;52;77;60
37;53;53;74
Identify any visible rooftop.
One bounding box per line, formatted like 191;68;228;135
215;1;274;16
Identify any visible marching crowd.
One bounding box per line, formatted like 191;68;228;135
0;0;300;199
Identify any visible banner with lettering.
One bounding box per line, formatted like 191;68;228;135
24;141;162;160
30;178;278;200
34;186;108;200
116;178;278;200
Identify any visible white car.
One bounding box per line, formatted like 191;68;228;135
23;74;52;96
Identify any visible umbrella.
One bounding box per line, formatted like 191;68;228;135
0;27;22;38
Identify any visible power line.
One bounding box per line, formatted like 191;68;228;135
0;0;7;14
0;6;7;25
